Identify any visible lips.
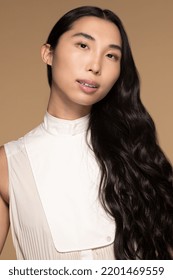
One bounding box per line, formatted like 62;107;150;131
77;79;99;89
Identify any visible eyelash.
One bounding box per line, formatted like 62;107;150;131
76;42;88;49
106;53;120;61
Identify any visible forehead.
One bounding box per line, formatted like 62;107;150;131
66;16;122;45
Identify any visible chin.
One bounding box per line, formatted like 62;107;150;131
78;101;97;107
77;97;103;106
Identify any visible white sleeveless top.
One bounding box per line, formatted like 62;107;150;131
5;112;116;259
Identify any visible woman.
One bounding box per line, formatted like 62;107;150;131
0;6;172;260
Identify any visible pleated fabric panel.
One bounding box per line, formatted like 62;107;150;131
6;140;115;260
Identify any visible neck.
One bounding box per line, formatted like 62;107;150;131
47;91;91;120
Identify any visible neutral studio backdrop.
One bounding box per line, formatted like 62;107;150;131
0;0;172;259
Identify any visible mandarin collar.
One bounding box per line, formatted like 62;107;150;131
42;112;90;136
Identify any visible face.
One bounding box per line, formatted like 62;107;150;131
43;16;122;117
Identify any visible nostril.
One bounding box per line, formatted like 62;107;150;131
88;68;100;75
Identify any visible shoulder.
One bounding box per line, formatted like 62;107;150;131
0;146;9;203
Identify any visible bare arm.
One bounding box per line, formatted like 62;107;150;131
0;146;10;254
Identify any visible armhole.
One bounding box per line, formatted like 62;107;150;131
0;146;9;204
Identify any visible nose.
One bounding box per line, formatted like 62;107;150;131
86;55;101;75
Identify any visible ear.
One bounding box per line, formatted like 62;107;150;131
41;44;53;66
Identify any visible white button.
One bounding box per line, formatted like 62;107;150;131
80;250;94;260
107;236;112;242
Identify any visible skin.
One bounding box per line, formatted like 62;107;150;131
42;16;122;119
0;16;122;254
0;146;9;254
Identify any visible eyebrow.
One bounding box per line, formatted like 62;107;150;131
72;32;122;52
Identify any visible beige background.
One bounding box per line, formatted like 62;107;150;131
0;0;172;260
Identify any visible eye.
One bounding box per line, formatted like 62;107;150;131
106;53;120;61
80;43;88;49
75;42;88;49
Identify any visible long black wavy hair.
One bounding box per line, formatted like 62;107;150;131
46;6;173;259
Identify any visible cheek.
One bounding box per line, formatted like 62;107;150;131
52;46;73;67
105;66;121;89
99;69;120;100
51;55;71;80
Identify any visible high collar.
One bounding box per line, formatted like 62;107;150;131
43;112;90;136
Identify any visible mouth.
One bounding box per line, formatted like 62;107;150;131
77;79;99;89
